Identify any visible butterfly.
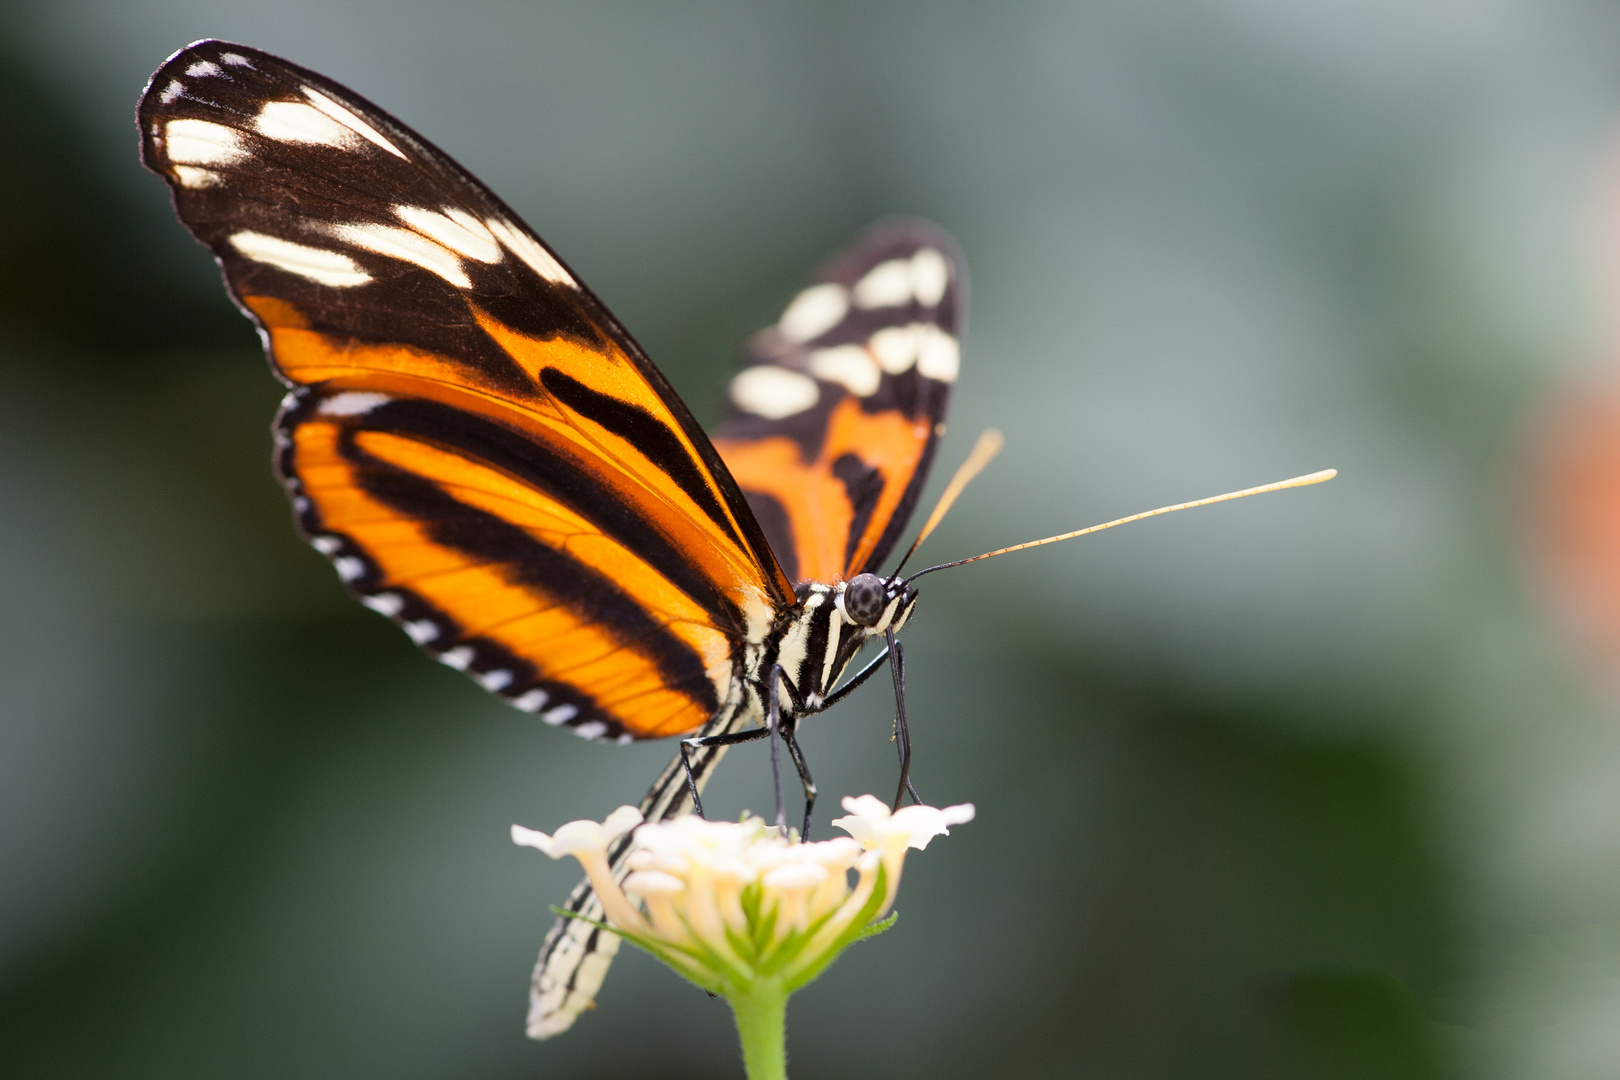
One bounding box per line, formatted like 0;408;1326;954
138;39;964;1037
139;37;1341;1042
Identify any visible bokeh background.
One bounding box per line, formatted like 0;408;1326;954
6;2;1620;1077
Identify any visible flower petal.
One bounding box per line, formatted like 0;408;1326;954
888;803;976;850
602;805;646;840
831;797;975;851
624;870;686;898
510;823;560;856
762;862;828;890
512;806;644;860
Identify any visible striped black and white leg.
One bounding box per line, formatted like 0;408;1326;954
783;728;817;839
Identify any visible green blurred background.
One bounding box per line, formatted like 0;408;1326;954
5;2;1620;1077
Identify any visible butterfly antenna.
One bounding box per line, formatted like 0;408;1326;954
889;428;1006;579
905;468;1337;584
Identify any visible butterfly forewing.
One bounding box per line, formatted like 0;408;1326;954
138;41;793;739
712;221;965;584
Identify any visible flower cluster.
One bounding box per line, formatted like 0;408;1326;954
512;795;974;997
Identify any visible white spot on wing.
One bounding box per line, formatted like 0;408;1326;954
301;86;407;159
172;165;221;189
394;205;501;263
230;231;372;287
852;258;912;308
159;80;184;104
542;704;579;726
363;592;405;617
730;365;819;419
317;391;391;416
485;217;576;286
310;535;342;555
164;119;247;166
220;53;252;67
513;689;550;712
868;324;919;374
911;248;949;306
185;60;222;77
327;222;470;288
439;645;474;670
404;620;440;644
916;326;960;382
807;345;881;396
615;733;635;745
255;100;359;150
478;669;513;691
333;556;365;582
573;720;607;740
778;283;848;343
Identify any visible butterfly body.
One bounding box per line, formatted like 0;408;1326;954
138;39;960;1037
768;578;916;708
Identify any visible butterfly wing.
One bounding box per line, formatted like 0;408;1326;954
138;40;795;741
712;221;965;584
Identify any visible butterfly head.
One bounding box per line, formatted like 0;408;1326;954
834;572;917;636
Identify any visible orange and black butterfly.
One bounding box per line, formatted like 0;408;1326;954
139;40;963;1037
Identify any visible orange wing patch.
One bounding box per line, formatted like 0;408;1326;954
248;292;792;632
713;398;934;584
472;306;794;614
289;413;729;739
711;221;963;584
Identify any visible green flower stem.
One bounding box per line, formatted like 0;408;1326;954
726;976;789;1080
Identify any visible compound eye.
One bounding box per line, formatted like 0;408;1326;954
842;573;888;627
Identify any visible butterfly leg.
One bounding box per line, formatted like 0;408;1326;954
763;664;808;832
816;644;892;710
767;665;786;829
680;726;772;818
884;628;922;810
678;740;704;817
678;666;806;828
777;642;890;838
782;727;818;840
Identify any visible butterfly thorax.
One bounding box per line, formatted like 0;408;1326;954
742;575;916;722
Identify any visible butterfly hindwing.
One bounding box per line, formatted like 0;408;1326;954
138;40;795;740
712;221;965;585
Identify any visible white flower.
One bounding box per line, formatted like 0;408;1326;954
829;795;976;915
513;796;973;996
830;794;976;851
